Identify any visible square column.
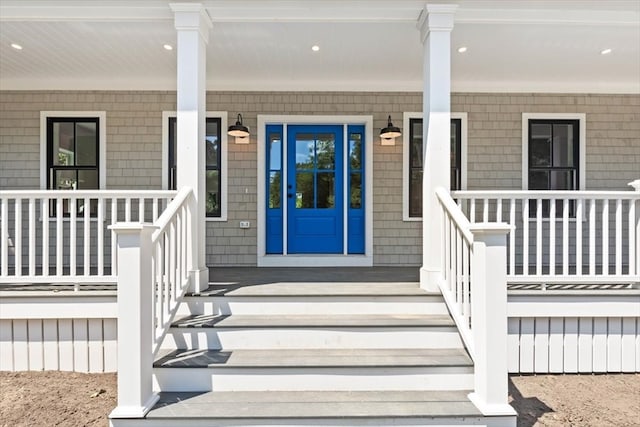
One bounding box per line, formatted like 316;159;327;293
170;3;212;292
417;4;457;291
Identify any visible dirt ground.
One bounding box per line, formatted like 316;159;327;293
0;372;638;427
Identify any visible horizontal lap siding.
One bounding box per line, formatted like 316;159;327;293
0;318;116;372
508;316;640;373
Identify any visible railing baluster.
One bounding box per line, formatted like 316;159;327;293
14;199;22;277
629;200;636;276
70;198;77;277
1;198;8;276
483;198;489;222
602;199;609;275
523;198;529;276
536;198;542;276
97;198;104;276
562;198;569;276
56;198;63;277
84;197;90;276
470;198;476;223
615;198;622;276
576;199;583;276
445;215;451;291
549;198;556;276
456;228;463;311
462;241;470;325
509;198;515;276
125;198;131;222
42;198;49;277
29;198;36;276
589;199;596;276
111;198;118;276
170;220;177;303
138;198;145;223
153;199;159;222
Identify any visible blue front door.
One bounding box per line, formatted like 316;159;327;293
287;125;344;254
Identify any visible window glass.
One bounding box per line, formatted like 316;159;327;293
408;118;462;218
168;117;222;217
527;119;580;217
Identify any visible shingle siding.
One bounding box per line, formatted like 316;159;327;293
1;91;638;266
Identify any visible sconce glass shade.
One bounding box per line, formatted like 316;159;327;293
228;114;250;138
380;115;401;139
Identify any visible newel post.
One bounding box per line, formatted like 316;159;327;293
108;223;159;419
468;223;516;416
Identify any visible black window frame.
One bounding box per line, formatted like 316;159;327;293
46;116;100;216
527;119;580;218
168;117;222;218
408;117;463;218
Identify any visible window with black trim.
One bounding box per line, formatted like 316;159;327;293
168;117;222;217
408;118;462;217
46;117;100;215
528;119;579;217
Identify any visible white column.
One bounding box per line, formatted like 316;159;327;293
467;224;517;417
418;4;457;291
170;3;212;293
108;224;159;419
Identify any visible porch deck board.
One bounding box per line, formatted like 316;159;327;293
147;390;482;419
154;348;472;369
172;314;455;329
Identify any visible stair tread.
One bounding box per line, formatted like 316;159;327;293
154;348;472;368
172;314;455;328
147;390;482;419
190;282;432;297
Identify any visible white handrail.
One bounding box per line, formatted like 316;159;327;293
436;186;513;415
150;186;194;356
109;186;195;419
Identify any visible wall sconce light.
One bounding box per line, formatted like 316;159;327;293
380;115;401;145
228;113;250;144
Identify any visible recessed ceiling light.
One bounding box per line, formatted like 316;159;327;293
457;47;467;53
311;45;320;52
10;43;22;50
600;48;612;55
163;44;173;51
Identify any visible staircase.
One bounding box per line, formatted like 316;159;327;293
110;271;516;427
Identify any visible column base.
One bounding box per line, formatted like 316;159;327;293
190;267;210;294
420;266;441;292
468;392;518;417
109;393;159;419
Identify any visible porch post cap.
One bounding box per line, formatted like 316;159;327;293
417;4;457;41
108;222;159;234
468;222;513;236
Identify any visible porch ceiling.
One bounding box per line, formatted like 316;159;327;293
0;0;638;93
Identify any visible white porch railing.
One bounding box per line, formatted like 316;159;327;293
0;190;176;283
452;190;640;285
109;186;195;418
435;187;514;416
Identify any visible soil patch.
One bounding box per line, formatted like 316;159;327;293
1;372;638;426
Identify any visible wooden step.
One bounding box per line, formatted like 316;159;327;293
154;348;472;369
163;314;463;350
112;390;512;427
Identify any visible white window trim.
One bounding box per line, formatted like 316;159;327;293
402;112;468;222
40;111;107;190
521;113;586;191
162;111;228;222
257;115;374;267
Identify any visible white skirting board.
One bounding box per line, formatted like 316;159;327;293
508;316;640;373
1;316;638;374
0;318;117;372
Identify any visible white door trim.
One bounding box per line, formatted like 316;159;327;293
257;115;374;267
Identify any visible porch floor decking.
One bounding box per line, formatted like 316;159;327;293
1;266;636;296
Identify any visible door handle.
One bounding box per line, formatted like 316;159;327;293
287;194;293;198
